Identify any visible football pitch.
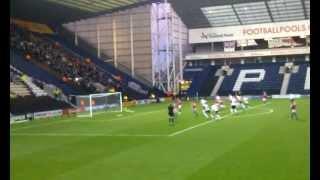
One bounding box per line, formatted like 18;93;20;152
10;98;309;180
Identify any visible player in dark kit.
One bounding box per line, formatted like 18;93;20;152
168;103;175;125
290;99;298;120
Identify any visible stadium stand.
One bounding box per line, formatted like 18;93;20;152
10;67;72;115
10;24;159;100
52;26;163;97
287;62;310;94
10;49;82;95
186;60;309;97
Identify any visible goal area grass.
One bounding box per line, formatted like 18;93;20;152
10;98;309;180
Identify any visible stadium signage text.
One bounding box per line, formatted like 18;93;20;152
242;24;308;36
190;20;310;43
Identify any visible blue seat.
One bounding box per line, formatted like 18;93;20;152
287;63;310;94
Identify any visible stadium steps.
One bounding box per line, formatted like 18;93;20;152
304;67;310;90
210;75;225;97
280;73;291;95
22;78;48;97
10;81;32;97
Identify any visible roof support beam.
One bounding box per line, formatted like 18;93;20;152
300;0;308;19
264;1;274;22
231;4;242;25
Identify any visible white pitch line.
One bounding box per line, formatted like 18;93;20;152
10;133;167;137
168;103;271;137
10;103;273;138
11;109;164;132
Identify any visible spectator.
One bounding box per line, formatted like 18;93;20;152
10;24;125;95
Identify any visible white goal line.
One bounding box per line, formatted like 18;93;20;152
11;109;164;132
10;133;167;137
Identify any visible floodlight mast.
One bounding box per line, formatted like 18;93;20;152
151;1;185;94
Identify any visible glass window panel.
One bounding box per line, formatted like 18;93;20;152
267;0;305;22
233;1;272;25
202;5;241;27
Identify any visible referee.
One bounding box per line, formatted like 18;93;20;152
168;103;175;126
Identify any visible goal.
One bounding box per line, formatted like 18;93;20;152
74;92;123;117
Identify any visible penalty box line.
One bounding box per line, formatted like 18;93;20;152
168;103;272;137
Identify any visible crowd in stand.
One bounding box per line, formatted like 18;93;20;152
10;24;122;94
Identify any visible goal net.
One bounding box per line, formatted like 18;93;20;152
74;92;122;117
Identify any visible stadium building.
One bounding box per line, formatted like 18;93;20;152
10;0;310;180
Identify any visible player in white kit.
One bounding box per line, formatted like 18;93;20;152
215;95;225;108
236;94;246;109
202;103;211;119
230;97;238;114
228;94;233;102
200;98;207;106
211;102;221;120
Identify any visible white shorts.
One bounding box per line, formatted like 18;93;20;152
262;98;267;102
178;105;182;109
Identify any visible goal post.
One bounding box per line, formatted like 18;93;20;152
74;92;123;118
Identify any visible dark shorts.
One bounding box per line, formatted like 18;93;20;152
169;112;174;117
231;105;236;109
206;110;210;114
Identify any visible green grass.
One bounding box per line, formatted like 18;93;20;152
10;98;310;180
